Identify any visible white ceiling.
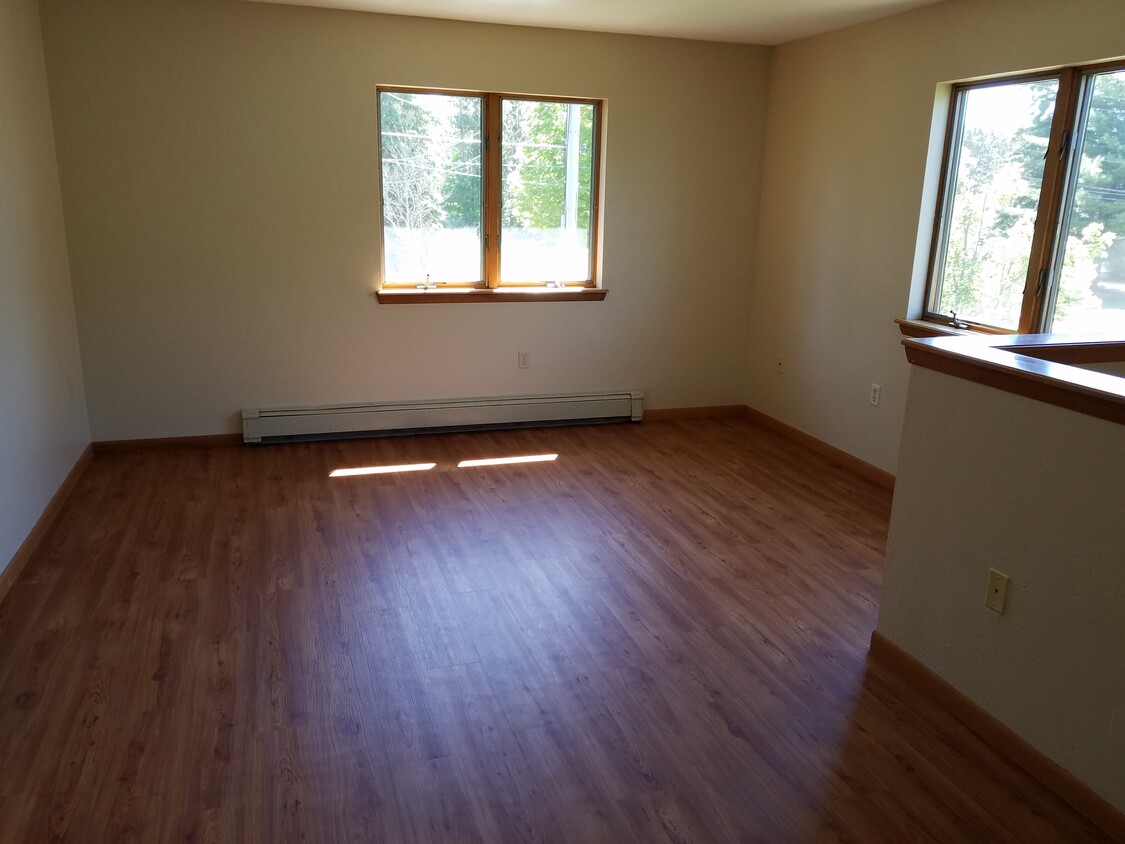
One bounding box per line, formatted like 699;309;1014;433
245;0;947;46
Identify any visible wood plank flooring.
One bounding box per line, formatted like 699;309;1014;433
0;418;1111;842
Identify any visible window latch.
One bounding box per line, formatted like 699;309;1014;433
1037;268;1049;295
949;311;969;330
1059;130;1071;161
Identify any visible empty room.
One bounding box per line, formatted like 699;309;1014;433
2;0;1124;840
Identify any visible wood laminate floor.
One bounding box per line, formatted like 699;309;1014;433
0;419;1111;842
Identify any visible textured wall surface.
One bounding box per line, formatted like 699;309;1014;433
40;0;770;440
880;365;1125;811
0;0;90;574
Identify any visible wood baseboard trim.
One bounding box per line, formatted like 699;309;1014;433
742;406;895;490
869;632;1125;841
0;444;93;606
93;433;242;454
644;406;749;422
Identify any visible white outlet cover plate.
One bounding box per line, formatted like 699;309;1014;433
986;568;1010;614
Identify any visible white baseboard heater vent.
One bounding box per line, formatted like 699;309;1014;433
242;391;644;444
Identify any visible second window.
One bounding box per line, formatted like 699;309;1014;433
925;62;1125;334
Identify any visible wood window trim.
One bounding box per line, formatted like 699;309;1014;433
896;318;1000;339
375;288;607;304
377;86;604;295
484;91;501;289
901;332;1125;426
922;61;1124;334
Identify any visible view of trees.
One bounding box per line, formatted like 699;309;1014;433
378;91;596;284
500;99;594;281
501;100;594;230
1037;72;1125;274
379;91;482;283
936;80;1054;328
1049;71;1125;330
936;71;1125;332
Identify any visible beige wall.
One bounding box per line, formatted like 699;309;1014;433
0;0;90;574
748;0;1125;473
39;0;771;441
880;365;1125;811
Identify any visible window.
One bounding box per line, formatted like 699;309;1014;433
925;62;1125;334
377;87;602;292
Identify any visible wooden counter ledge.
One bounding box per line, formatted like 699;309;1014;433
901;332;1125;426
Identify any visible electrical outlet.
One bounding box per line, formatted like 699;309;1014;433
517;350;530;369
870;383;881;406
986;568;1010;614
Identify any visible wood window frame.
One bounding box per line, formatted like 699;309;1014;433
376;86;604;300
922;60;1124;334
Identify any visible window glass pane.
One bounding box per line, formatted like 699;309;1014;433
1049;70;1125;334
500;99;596;283
379;91;482;284
933;79;1058;329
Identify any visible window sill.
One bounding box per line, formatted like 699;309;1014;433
896;318;970;339
895;318;1012;339
376;288;607;305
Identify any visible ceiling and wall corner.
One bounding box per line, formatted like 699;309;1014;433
0;0;91;577
243;0;948;46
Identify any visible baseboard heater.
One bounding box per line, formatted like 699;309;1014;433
242;391;644;444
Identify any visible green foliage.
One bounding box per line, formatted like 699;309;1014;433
502;100;595;230
1056;222;1114;317
378;92;596;282
1073;72;1125;276
939;125;1041;326
442;97;483;229
379;92;594;234
1019;72;1125;275
379;91;449;232
939;71;1125;327
379;92;482;232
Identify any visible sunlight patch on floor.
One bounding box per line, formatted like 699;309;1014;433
328;463;436;477
457;454;559;468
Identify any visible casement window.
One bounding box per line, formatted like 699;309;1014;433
925;61;1125;334
377;87;602;292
